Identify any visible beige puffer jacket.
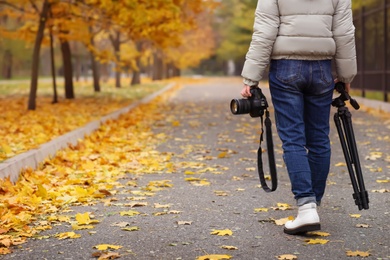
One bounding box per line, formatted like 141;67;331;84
242;0;357;85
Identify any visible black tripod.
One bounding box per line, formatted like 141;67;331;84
332;82;369;210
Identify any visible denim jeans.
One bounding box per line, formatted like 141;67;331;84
269;59;334;206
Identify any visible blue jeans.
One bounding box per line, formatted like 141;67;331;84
269;59;334;206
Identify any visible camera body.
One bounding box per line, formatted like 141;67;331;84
230;87;268;118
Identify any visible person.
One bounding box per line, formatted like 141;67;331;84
240;0;357;235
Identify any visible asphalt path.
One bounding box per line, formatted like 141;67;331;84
3;77;389;260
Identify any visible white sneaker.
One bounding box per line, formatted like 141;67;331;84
284;202;321;235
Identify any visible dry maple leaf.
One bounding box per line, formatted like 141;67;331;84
196;254;232;260
210;229;233;236
94;244;123;250
346;250;371;257
55;232;81;240
277;254;298;260
119;210;140;217
305;238;329;245
221;245;238;250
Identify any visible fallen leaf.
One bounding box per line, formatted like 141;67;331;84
371;189;390;193
305;239;329;245
98;252;121;260
346;250;371;257
274;216;294;226
221;245;238;250
94;244;123;250
55;232;81;240
210;229;233;236
355;224;370;228
76;212;99;225
177;221;193;225
335;162;347;167
196;254;232;260
72;225;94;230
121;226;139;231
111;222;131;228
277;254;298;260
254;208;269;213
119;210;140;217
349;214;361;218
376;179;390;183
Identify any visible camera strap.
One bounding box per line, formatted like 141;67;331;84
257;110;278;192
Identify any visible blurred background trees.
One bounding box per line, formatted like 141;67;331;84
0;0;388;108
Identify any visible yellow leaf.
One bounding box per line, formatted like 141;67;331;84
254;208;269;213
217;152;227;158
214;191;229;196
36;184;48;199
154;203;171;208
346;250;371;257
335;162;347;167
1;144;12;155
0;247;12;255
94;244;123;250
210;229;233;236
72;225;94;230
121;226;139;231
274;216;294;226
350;214;361;218
76;212;99;225
305;239;329;244
55;232;81;240
184;170;196;175
277;254;298;260
307;231;330;237
372;189;390;193
120;210;140;217
369;167;382;172
376;179;390;183
172;121;180;127
97;252;121;260
221;245;238;250
197;254;232;260
273;203;292;210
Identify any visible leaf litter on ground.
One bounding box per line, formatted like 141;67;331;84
0;81;186;254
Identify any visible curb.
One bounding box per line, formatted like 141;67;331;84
0;82;176;183
354;96;390;113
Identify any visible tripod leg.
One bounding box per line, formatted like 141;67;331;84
334;111;364;210
340;109;369;209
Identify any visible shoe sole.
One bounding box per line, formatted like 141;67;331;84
284;223;321;235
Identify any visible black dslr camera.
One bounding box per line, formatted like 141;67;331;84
230;87;268;117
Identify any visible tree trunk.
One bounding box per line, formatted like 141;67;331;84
2;50;12;79
88;27;100;92
172;65;181;77
60;38;74;99
49;17;58;104
110;31;121;88
152;51;163;81
28;0;50;110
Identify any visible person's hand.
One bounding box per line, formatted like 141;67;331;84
241;84;252;98
334;78;351;93
344;83;351;93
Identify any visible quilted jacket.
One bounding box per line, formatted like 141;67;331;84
242;0;357;85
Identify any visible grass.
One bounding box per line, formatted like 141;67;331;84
0;77;165;100
0;77;171;161
349;89;389;102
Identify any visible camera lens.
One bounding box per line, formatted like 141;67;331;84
230;99;251;115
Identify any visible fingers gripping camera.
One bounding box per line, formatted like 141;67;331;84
230;87;268;118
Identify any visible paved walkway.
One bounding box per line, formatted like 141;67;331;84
3;78;390;260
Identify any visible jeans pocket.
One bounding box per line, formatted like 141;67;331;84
275;60;302;84
318;60;333;86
